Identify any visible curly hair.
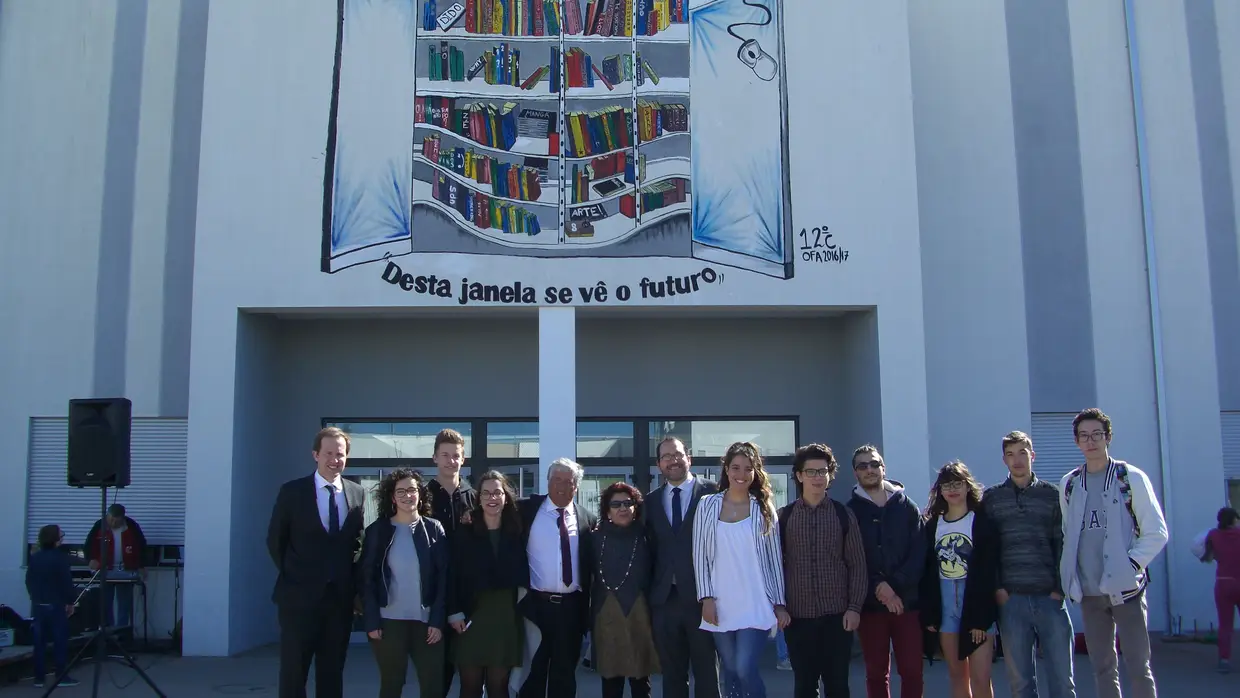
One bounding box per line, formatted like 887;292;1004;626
599;481;644;523
718;441;776;534
375;467;433;520
925;460;984;520
470;470;523;536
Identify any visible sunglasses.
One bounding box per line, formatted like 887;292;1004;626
608;500;635;509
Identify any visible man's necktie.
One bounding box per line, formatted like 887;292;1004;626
556;507;573;587
326;484;340;534
672;486;683;534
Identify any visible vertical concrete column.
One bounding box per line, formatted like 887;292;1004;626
1125;0;1224;630
181;301;238;656
538;307;577;490
1067;0;1166;628
908;0;1032;486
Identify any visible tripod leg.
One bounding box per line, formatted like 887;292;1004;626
104;630;168;697
40;629;101;697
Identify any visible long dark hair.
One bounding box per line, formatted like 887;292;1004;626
925;460;984;520
375;468;432;520
718;441;776;534
470;470;523;536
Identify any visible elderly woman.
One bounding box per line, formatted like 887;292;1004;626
587;482;661;698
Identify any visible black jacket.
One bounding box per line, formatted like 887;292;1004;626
26;548;75;606
847;481;926;610
426;478;478;541
920;508;999;660
266;475;367;606
447;523;530;622
644;477;717;606
516;495;597;633
359;516;450;631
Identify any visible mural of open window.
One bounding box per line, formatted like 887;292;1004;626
322;0;794;279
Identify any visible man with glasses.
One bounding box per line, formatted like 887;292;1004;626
779;444;866;698
846;445;926;698
1059;408;1167;698
984;431;1076;698
645;437;720;698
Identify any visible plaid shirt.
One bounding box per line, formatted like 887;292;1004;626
782;498;868;618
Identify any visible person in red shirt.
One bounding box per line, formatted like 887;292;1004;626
85;503;147;630
1204;507;1240;674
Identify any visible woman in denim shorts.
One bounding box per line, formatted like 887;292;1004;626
920;461;999;698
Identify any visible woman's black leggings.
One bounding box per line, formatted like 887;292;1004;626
457;666;512;698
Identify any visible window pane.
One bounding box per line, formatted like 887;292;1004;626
577;421;635;458
575;471;633;517
487;421;539;459
649;420;796;459
328;421;472;459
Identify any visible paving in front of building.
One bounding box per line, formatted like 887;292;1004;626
2;639;1235;696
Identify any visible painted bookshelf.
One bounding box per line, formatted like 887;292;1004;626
413;0;691;249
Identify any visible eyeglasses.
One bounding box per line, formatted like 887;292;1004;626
801;468;831;478
394;488;420;498
1077;431;1107;443
480;490;505;499
608;500;635;509
659;452;687;463
939;481;967;493
854;461;883;471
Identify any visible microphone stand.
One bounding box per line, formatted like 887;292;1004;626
41;487;167;697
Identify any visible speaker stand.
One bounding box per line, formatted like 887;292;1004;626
41;488;167;698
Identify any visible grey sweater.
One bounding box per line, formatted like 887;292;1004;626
981;476;1064;596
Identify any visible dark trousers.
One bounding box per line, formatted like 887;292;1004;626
857;610;923;698
785;614;853;698
277;587;354;698
31;603;69;679
368;618;445;698
602;676;652;698
442;629;457;697
518;591;585;698
652;587;721;698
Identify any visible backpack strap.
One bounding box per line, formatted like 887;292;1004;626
1113;462;1139;536
832;499;850;538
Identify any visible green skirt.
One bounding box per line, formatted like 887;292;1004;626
454;589;523;669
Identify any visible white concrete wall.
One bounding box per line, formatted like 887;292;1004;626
1131;0;1226;629
909;0;1032;489
1067;0;1168;630
0;0;203;615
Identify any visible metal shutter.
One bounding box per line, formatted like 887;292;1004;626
26;417;187;545
1030;413;1081;485
1224;411;1240;481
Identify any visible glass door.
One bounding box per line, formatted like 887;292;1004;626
342;468;384;644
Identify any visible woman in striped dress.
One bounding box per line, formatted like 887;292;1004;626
692;441;790;698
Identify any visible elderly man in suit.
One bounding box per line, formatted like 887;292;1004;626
516;457;597;698
267;426;367;698
646;437;720;698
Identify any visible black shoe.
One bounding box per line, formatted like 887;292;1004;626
60;675;81;687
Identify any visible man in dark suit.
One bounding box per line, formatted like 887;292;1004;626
266;426;366;698
516;457;597;698
646;437;720;698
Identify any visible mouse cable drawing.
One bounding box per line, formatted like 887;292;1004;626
727;0;778;81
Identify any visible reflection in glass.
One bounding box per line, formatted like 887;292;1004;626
575;473;632;518
648;420;796;458
328;422;472;459
487;422;539;459
577;422;636;458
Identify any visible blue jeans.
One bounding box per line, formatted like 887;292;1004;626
998;593;1076;698
774;629;788;662
31;603;69;678
713;629;767;698
102;572;137;628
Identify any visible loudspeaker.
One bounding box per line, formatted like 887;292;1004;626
68;397;132;488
